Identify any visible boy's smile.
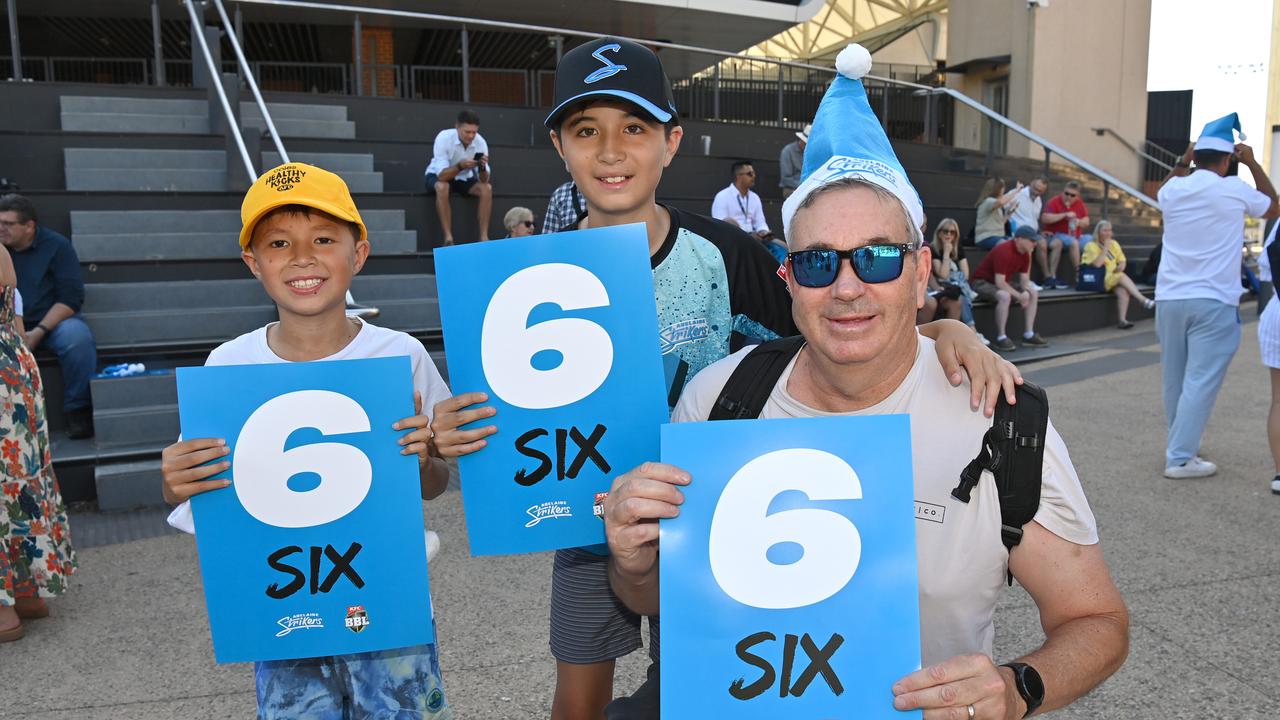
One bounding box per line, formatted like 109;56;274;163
242;210;368;320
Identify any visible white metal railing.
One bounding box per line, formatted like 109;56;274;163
229;0;1157;212
212;0;289;164
182;0;256;183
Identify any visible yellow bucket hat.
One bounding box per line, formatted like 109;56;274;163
239;162;367;249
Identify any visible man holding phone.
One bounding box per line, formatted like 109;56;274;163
425;109;493;245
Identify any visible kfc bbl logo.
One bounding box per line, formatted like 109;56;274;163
265;165;307;192
344;605;369;633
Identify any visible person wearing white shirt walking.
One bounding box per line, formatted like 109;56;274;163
423;109;493;245
1156;112;1280;479
711;160;771;240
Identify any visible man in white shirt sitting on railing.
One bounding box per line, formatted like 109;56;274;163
424;109;493;245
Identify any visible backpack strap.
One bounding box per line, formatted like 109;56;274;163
708;336;806;421
951;381;1049;582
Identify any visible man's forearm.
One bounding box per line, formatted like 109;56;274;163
608;557;660;616
1007;610;1129;716
437;162;460;182
1246;160;1278;203
39;302;76;331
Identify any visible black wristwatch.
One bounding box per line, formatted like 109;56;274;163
1002;662;1044;717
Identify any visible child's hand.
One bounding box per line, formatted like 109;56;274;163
430;392;498;458
161;438;231;504
394;392;434;466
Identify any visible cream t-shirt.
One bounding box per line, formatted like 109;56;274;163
672;334;1098;665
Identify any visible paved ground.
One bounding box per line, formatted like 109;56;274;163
2;315;1278;719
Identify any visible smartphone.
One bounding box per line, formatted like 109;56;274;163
474;152;484;162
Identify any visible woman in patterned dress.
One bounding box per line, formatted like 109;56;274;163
0;242;76;642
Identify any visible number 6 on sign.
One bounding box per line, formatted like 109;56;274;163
234;390;373;529
434;225;668;555
661;416;921;718
480;263;614;410
710;449;863;609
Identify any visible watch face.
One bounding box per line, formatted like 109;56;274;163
1022;664;1046;703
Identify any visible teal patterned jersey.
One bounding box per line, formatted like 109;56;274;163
650;206;796;407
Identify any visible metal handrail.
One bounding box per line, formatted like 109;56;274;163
182;0;256;183
210;0;1162;210
1092;126;1173;172
212;0;289;163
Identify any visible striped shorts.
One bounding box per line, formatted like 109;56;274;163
550;547;660;665
1260;299;1280;368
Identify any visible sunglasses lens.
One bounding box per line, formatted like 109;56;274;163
853;245;906;283
790;250;839;287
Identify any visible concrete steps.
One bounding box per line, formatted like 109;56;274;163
71;209;416;261
61;96;356;139
81;274;439;349
64;147;383;193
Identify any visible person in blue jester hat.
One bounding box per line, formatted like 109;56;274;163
429;37;1027;720
1155;112;1279;480
603;44;1129;720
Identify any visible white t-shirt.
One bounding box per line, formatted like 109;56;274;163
710;185;770;235
1258;221;1278;282
423;127;492;182
166;318;451;535
672;335;1098;666
1008;186;1042;232
1157;171;1272;306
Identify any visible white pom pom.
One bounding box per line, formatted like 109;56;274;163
835;44;873;80
1239;131;1247;141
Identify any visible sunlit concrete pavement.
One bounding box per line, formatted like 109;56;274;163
2;315;1276;719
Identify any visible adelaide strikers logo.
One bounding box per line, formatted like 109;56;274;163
344;605;370;634
584;43;628;84
265;165;307;192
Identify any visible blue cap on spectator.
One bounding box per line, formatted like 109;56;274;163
1013;225;1039;240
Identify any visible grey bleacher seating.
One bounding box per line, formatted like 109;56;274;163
71;209;416;262
61;95;357;139
64;147;384;193
82;274;438;350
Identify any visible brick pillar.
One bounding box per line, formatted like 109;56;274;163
353;25;395;97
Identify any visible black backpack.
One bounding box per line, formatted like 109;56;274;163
709;336;1048;575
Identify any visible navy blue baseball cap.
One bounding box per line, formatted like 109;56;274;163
544;37;679;129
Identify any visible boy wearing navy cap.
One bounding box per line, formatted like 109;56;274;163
430;38;1020;718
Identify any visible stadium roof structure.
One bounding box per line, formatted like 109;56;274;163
741;0;948;66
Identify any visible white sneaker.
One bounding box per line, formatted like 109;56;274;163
1271;476;1280;495
978;333;991;346
1163;457;1218;479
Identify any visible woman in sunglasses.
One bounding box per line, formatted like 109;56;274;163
502;206;536;238
1081;220;1154;329
973;177;1022;250
929;217;986;344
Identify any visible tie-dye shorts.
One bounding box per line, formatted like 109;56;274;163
254;641;451;720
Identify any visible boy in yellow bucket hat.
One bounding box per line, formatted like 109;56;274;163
159;163;455;718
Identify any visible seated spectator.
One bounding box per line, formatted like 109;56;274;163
974;177;1022;249
1009;176;1059;282
778;124;809;198
1083;221;1154;329
930;217;986;344
711;160;771;240
423;109;493;246
917;279;940;326
0;194;97;438
542;180;586;235
503;207;536;238
971;226;1048;351
1040;180;1092;288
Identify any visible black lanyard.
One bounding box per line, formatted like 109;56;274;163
736;192;751;227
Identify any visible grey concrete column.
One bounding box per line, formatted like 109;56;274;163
151;0;165;86
461;27;470;103
8;0;22;82
353;15;363;96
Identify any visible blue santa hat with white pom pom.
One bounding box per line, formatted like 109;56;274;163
1193;112;1246;154
781;44;924;244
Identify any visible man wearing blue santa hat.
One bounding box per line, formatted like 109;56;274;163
603;45;1128;720
1156;114;1279;479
